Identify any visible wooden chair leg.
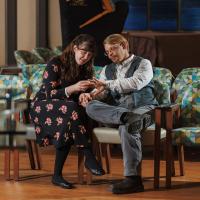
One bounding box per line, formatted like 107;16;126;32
13;149;19;181
177;144;185;176
171;147;176;177
26;140;35;169
4;150;11;180
104;144;111;174
32;140;42;169
154;109;161;189
165;110;173;189
78;150;85;184
86;169;92;184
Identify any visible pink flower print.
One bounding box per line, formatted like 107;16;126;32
79;125;86;134
43;138;49;146
35;106;41;113
59;105;67;114
43;71;48;79
46;103;53;111
52;64;59;72
54;132;60;141
45;117;52;126
50;81;58;88
56;117;63;125
50;90;57;97
34;117;39;124
71;111;78;120
35;126;41;134
72;133;76;139
64;132;69;141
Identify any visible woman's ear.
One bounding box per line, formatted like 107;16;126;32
73;45;77;52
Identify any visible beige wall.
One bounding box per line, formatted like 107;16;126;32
17;0;36;50
0;0;5;65
0;0;61;65
48;0;62;48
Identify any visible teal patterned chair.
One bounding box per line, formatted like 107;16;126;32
14;50;45;65
53;46;62;56
162;67;200;188
32;47;56;63
19;64;46;99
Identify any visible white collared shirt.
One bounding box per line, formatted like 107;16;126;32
99;54;153;94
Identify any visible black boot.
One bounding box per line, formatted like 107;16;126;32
121;110;154;133
52;145;74;189
79;147;105;176
111;176;144;194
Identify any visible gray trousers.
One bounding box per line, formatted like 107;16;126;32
86;100;155;176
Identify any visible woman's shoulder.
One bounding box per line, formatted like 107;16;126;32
47;56;62;66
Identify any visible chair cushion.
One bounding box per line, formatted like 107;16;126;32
0;75;26;101
93;127;121;144
172;127;200;146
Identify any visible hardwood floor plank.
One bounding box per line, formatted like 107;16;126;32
0;149;200;200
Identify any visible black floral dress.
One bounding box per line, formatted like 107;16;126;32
30;57;91;148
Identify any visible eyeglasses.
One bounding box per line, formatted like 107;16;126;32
77;46;93;57
104;43;121;57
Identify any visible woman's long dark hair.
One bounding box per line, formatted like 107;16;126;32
60;34;96;82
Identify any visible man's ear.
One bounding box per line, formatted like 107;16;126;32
121;41;127;49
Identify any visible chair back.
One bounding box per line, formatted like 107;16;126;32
153;67;174;105
172;67;200;126
32;47;56;62
14;50;45;65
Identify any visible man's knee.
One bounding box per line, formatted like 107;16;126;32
86;100;99;116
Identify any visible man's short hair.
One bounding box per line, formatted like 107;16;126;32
103;34;128;45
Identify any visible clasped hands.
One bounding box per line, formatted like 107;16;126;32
79;78;106;107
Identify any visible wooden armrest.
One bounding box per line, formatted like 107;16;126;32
156;103;180;112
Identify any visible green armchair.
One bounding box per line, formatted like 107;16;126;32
32;47;56;63
161;67;200;188
14;50;45;65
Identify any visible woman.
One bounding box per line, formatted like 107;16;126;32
30;34;105;189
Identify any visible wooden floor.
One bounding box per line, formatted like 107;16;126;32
0;147;200;200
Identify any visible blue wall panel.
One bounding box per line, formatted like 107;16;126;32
124;0;148;30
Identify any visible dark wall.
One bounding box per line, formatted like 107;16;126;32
126;31;200;76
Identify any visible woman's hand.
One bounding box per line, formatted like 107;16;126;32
66;80;94;95
79;93;92;107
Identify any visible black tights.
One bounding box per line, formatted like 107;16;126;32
53;145;71;178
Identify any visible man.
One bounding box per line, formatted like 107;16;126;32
79;34;158;194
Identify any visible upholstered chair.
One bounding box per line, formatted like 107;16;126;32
14;50;45;65
162;67;200;188
32;47;56;63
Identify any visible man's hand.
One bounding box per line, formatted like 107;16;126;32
79;93;92;107
89;78;106;97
